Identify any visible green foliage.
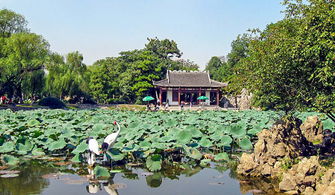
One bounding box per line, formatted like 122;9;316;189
88;38;198;104
45;51;90;102
146;154;162;172
93;166;110;177
225;0;335;117
1;154;19;165
0;32;49;98
0;9;28;38
38;97;66;109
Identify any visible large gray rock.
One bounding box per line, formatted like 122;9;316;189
279;156;325;193
237;117;316;178
300;116;323;143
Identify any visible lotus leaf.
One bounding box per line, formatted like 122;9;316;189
27;119;40;127
16;141;33;155
230;124;246;138
109;149;125;161
184;147;202;160
0;141;15;153
146;154;162;172
32;148;45;156
199;137;212;147
48;139;67;151
71;154;81;163
239;137;253;150
176;130;192;144
2;155;19;165
94;166;110;177
322;119;335;131
72;141;88;154
214;152;229;161
219;135;233;147
200;159;211;167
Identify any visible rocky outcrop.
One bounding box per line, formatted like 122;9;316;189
300;116;323;143
237;116;335;194
279;156;325;194
237;117;316;178
237;88;252;110
314;168;335;195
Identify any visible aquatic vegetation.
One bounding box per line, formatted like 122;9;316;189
0;109;333;172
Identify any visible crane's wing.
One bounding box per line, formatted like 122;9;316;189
88;139;100;155
104;133;118;146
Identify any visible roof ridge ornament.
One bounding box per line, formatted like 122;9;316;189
167;70;170;83
207;71;212;84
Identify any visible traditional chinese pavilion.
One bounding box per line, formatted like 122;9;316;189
153;70;227;106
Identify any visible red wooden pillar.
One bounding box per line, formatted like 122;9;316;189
198;88;201;105
216;89;220;106
159;88;163;106
178;88;181;105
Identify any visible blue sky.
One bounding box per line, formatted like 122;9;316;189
1;0;285;69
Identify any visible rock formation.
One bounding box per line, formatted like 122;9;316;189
300;116;323;143
237;117;315;178
237;116;335;194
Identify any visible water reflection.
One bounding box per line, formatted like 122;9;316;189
145;173;162;188
86;167;119;194
0;161;56;195
0;159;281;195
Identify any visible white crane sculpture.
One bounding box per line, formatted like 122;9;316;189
87;137;100;166
101;121;121;162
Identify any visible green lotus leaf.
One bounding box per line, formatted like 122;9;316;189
220;135;233;146
146;154;162;172
0;141;15;153
199;137;212;147
2;154;19;166
184;147;202;160
109;149;125;161
27;119;40;127
16;141;33;155
188;127;203;138
139;141;151;149
239;137;253;150
323;119;335;130
32;148;45;156
214;152;229;161
71;153;82;163
230;124;246;138
200;159;211;167
94;166;110;177
176;130;192;144
72;141;88;154
48;139;67;151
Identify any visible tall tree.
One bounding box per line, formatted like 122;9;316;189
145;37;182;59
0;33;49;98
45;51;89;101
0;9;28;38
205;56;224;81
233;0;335;121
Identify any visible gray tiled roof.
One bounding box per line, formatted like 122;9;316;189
153;70;227;88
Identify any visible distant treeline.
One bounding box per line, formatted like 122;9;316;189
0;9;198;104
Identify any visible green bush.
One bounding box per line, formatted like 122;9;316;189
38;97;66;109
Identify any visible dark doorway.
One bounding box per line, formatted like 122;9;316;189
210;92;217;105
162;91;167;103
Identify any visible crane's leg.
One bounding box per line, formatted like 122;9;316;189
106;150;113;168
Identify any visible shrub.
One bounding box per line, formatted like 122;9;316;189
38;97;66;109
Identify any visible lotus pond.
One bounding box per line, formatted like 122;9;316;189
0;109;334;194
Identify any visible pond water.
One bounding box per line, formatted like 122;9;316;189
0;160;278;195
